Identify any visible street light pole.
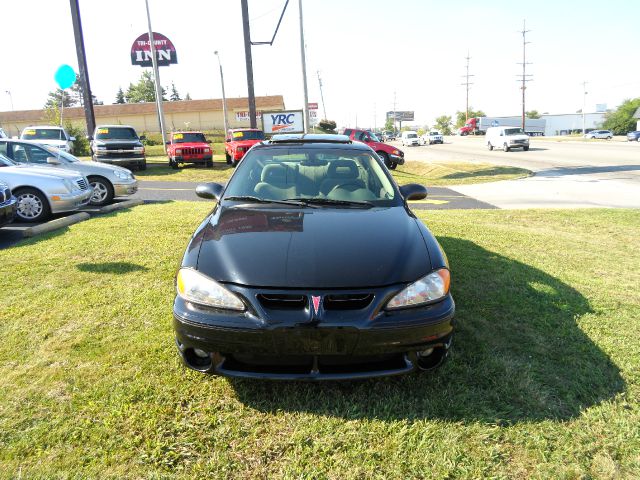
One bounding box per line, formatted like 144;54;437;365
214;51;229;138
144;0;167;150
582;81;588;136
5;91;13;111
240;0;257;129
298;0;310;133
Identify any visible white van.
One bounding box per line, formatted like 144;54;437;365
401;130;420;146
486;126;529;152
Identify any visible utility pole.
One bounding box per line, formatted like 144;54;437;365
69;0;96;135
374;102;377;132
214;51;229;137
298;0;310;133
317;70;327;120
517;20;533;131
5;91;13;111
240;0;257;128
393;91;397;133
582;81;588;136
460;51;474;122
144;0;167;149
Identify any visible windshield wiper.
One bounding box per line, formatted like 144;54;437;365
224;195;307;207
285;197;374;208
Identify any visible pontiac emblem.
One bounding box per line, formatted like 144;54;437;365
311;295;321;315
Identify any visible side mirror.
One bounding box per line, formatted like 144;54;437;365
69;136;76;142
139;135;146;141
399;183;427;201
196;182;224;201
206;139;212;144
165;141;170;145
86;135;93;141
47;156;62;165
225;137;231;142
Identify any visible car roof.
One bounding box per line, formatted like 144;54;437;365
171;131;204;134
95;125;136;129
255;134;370;151
230;128;262;132
23;125;64;130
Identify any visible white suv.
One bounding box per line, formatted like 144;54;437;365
20;125;75;153
585;130;612;140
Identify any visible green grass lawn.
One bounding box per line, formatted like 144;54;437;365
134;159;531;186
1;206;638;478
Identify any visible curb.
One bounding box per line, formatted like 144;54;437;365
99;199;144;213
22;212;90;238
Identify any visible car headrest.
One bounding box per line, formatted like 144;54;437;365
327;159;358;179
261;164;288;184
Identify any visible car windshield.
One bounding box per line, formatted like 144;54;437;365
43;145;78;162
505;128;524;135
224;147;400;207
172;132;206;143
407;133;418;138
231;130;265;141
0;153;16;166
21;128;65;140
430;132;441;135
95;127;138;140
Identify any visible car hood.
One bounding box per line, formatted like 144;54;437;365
0;165;81;181
231;139;261;148
194;206;431;288
508;134;529;141
61;161;131;175
27;139;68;147
173;142;209;148
94;139;142;145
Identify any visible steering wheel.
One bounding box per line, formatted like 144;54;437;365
328;182;363;194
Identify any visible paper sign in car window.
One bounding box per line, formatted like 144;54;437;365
97;128;109;134
24;129;36;135
173;133;183;140
233;132;244;138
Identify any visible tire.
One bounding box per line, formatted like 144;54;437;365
225;152;232;165
487;142;493;151
169;158;179;170
388;162;397;170
606;136;612;140
503;143;510;152
138;162;147;171
14;188;51;223
523;146;530;151
88;176;114;206
207;160;214;168
377;151;391;168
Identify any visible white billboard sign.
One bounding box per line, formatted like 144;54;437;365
261;110;305;134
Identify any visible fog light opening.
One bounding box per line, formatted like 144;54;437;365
184;348;213;370
416;347;448;371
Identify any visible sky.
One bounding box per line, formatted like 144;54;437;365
2;0;639;129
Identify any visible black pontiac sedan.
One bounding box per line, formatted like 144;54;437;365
173;134;455;380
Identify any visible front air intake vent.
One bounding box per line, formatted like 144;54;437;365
324;294;374;310
257;294;307;310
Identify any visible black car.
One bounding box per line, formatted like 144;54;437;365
89;125;147;170
0;180;17;227
173;134;455;380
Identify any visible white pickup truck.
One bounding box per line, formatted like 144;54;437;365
420;131;443;145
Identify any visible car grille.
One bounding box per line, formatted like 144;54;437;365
182;147;205;155
257;294;307;310
105;143;135;150
324;294;374;310
76;178;89;190
512;139;527;144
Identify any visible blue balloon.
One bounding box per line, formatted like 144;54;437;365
54;64;76;89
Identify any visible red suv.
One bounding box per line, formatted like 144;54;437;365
225;129;265;166
343;129;404;169
167;131;213;169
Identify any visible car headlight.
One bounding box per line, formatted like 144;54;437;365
176;268;245;311
175;148;182;155
204;148;211;153
134;146;145;153
113;170;131;180
95;144;107;151
392;149;400;155
386;269;450;310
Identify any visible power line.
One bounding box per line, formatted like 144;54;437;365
460;50;474;122
517;19;533;130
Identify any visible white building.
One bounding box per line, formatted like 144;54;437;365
541;112;606;136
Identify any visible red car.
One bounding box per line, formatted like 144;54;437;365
225;129;265;166
343;129;405;170
167;131;213;169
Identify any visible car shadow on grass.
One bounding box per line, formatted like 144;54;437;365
136;162;233;179
76;262;148;274
230;237;624;424
441;166;531;181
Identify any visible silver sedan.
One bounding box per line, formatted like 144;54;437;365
0;153;92;222
0;139;138;206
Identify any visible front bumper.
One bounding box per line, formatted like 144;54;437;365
113;180;139;197
94;155;146;166
0;196;17;226
173;155;213;164
49;189;93;214
390;153;405;165
173;289;455;380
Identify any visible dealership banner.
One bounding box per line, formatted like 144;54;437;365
386;111;414;121
235;111;263;122
131;32;177;67
261;110;304;134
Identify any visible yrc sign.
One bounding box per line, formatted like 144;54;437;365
131;32;177;67
261;110;304;134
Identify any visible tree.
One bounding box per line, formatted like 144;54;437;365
125;71;167;103
169;82;181;101
603;98;640;135
384;117;394;132
115;87;125;104
434;115;453;135
44;89;78;109
455;108;485;128
526;110;541;119
317;119;337;133
185;92;192;101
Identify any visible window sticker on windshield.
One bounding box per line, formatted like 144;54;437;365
24;129;36;135
233;132;244;138
98;128;109;134
173;133;183;140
